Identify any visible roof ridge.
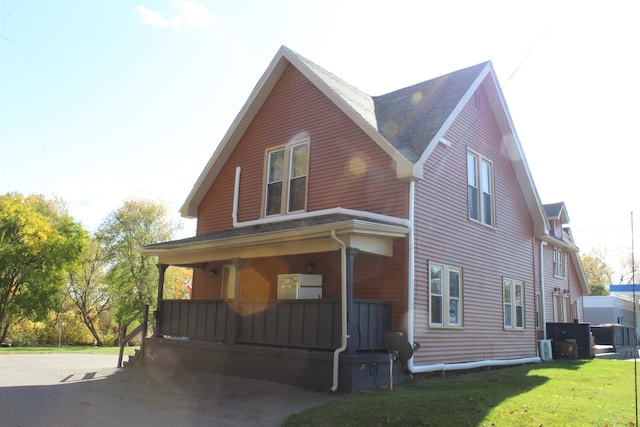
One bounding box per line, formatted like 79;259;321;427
285;47;378;129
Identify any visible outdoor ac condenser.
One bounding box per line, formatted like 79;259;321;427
538;339;553;361
277;274;322;299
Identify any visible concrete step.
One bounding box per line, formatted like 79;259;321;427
594;345;614;354
122;349;142;367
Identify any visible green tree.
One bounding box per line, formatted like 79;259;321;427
0;193;86;342
96;199;177;324
164;267;193;300
581;250;613;296
67;237;111;346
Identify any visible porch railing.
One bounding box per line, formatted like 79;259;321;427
118;304;149;368
156;298;391;351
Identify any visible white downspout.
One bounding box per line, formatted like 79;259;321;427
330;230;348;392
540;240;548;340
233;166;241;226
406;181;418;373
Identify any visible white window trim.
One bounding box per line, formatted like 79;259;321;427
503;277;524;330
429;262;463;328
553;247;565;278
263;138;310;217
467;150;495;227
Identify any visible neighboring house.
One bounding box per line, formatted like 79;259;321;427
140;46;590;392
539;202;589;330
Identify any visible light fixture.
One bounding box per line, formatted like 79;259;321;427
209;268;218;277
307;262;316;273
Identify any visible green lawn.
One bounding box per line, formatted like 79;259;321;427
285;359;639;427
0;345;137;356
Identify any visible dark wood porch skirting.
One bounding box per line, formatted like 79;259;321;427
142;337;409;392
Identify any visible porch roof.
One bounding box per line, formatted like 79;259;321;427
141;214;409;266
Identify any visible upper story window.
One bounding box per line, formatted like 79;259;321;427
467;151;494;227
504;278;524;329
265;140;309;216
553;247;564;277
429;262;462;328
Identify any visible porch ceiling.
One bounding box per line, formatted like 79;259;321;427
141;217;409;266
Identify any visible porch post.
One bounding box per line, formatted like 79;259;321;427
346;247;359;353
155;263;168;338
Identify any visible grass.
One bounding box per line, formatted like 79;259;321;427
285;359;639;427
0;345;138;356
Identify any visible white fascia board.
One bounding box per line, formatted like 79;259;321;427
484;68;549;236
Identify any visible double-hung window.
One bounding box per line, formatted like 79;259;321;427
265;140;309;216
429;263;462;327
467;151;494;226
553;248;564;277
504;278;524;329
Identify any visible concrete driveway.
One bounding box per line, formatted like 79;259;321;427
0;353;336;426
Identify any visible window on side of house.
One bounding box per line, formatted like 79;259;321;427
467;150;494;227
553;247;564;277
264;139;309;216
503;278;524;329
429;262;462;328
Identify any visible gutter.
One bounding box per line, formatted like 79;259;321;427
330;230;348;392
232;166;411;229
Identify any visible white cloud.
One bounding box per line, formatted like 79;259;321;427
136;1;215;30
175;0;216;29
135;5;181;29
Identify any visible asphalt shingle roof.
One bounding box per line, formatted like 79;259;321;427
373;62;489;162
145;214;402;249
292;48;489;163
543;202;565;219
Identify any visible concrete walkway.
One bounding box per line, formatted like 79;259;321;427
0;353;337;426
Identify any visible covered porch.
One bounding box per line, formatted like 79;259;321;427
141;214;411;392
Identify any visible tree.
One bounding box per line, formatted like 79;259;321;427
164;267;193;300
0;193;86;342
96;199;177;324
619;249;640;285
580;250;613;296
67;237;111;346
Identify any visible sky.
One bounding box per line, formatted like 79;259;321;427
1;0;638;277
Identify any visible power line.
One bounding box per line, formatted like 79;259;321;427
0;34;15;43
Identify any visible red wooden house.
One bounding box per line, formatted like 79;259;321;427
141;46;589;391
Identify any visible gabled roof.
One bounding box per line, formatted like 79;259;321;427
373;62;489;163
544;202;570;224
180;46;548;236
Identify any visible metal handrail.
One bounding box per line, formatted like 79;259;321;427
117;304;149;368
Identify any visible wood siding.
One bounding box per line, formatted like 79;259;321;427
354;240;407;331
412;83;537;364
196;64;409;235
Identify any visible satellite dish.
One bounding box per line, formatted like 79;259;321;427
384;332;420;390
